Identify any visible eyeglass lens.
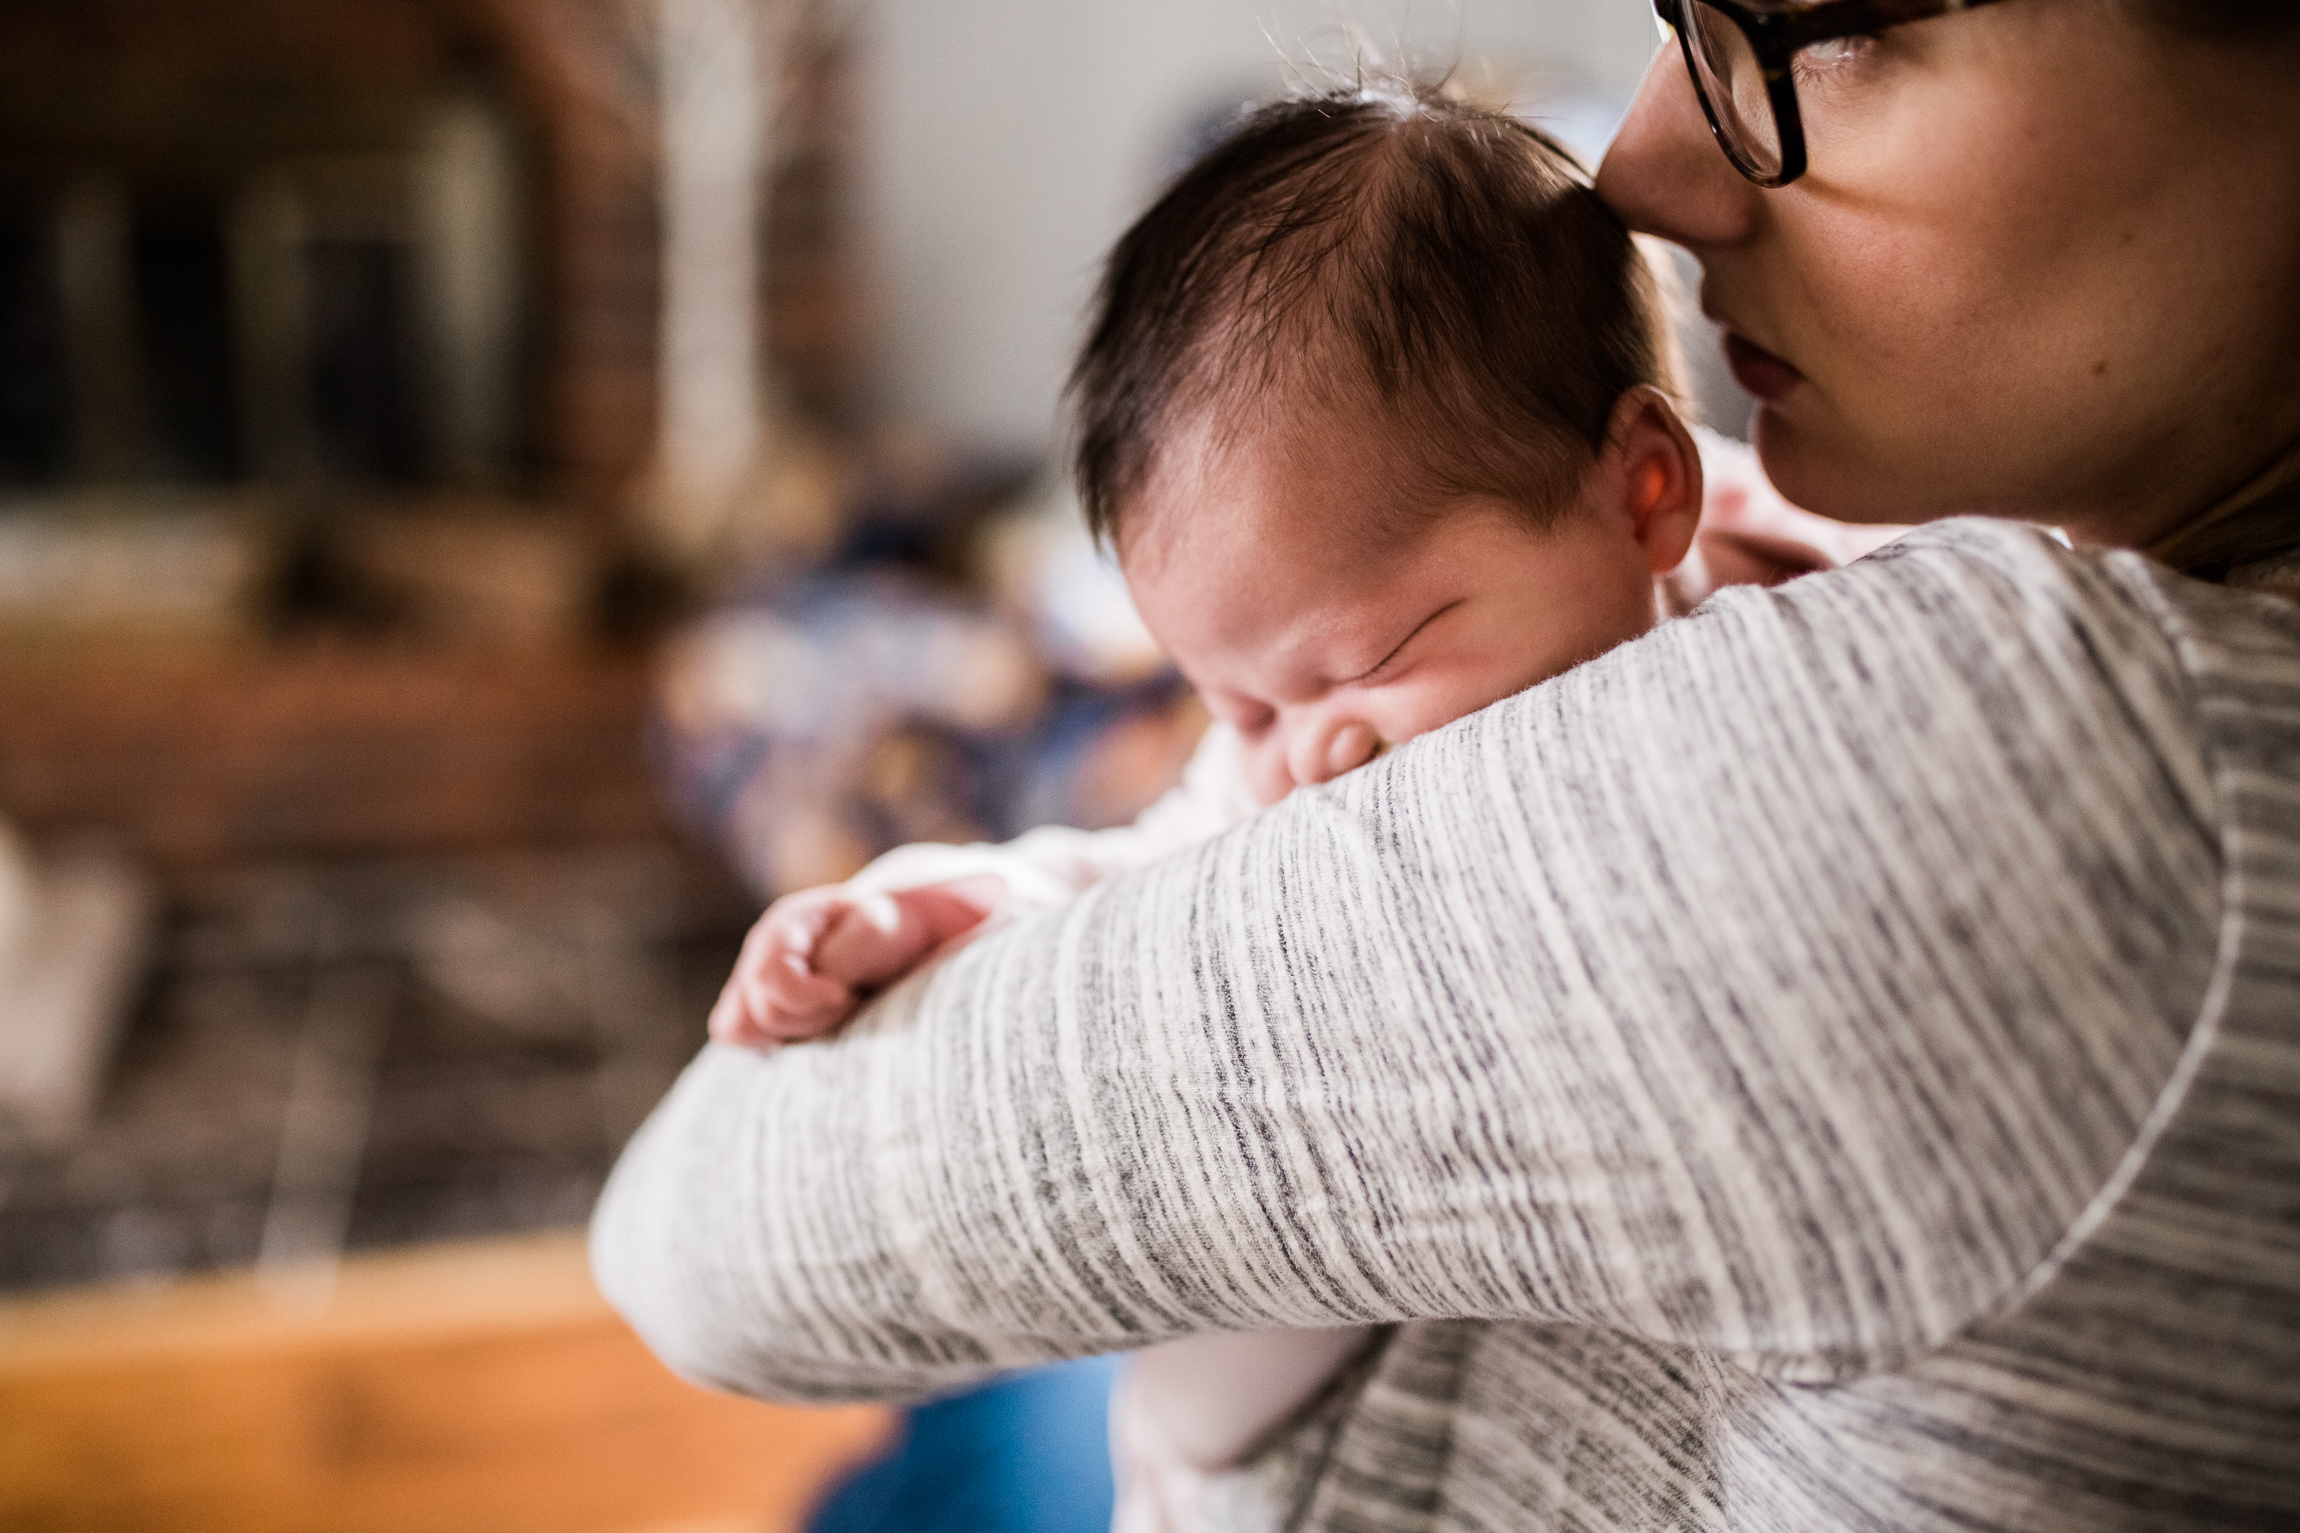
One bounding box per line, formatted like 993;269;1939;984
1679;1;1785;180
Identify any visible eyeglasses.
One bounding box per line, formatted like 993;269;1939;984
1653;0;2016;188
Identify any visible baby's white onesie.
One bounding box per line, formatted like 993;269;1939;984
843;721;1373;1532
843;714;1259;909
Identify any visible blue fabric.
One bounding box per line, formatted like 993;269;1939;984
806;1356;1122;1533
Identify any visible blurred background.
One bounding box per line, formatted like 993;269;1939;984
0;3;1745;1529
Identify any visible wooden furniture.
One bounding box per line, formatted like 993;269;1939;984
0;1231;893;1533
0;644;680;885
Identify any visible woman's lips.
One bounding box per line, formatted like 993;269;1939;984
1722;332;1804;402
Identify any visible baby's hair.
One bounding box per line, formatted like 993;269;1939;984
1069;84;1680;549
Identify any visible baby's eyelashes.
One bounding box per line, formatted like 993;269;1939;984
1348;601;1457;686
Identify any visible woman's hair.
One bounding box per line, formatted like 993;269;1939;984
2131;0;2296;33
1068;87;1678;548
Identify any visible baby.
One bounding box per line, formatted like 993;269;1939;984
710;87;1865;1531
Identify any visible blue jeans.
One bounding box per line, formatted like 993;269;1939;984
806;1356;1122;1533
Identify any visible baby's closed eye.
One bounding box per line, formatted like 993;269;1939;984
1348;600;1460;687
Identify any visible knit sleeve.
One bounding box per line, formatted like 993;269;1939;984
591;520;2223;1403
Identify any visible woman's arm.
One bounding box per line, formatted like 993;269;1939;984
593;520;2223;1404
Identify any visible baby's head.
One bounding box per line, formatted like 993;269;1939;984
1071;88;1702;806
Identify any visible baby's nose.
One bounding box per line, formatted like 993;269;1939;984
1288;719;1381;789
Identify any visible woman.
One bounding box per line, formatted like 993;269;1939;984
595;3;2300;1528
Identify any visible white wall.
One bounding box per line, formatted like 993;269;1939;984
855;0;1666;456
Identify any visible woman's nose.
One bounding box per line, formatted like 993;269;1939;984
1286;717;1380;790
1595;39;1755;250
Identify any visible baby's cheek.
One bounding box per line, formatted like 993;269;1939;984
1456;652;1572;729
1245;742;1295;808
1375;676;1484;747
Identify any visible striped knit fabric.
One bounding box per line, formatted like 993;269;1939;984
593;518;2300;1531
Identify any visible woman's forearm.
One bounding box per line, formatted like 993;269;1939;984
594;521;2222;1403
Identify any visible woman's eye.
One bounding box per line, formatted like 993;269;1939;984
1793;33;1877;76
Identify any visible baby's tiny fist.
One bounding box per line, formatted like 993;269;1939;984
708;886;868;1049
810;893;919;989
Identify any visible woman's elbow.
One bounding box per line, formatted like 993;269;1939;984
588;1142;747;1392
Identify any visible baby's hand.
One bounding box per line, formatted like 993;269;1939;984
708;877;1002;1049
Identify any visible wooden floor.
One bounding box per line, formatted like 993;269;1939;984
0;1232;894;1533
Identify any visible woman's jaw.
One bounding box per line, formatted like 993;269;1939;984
1705;303;1894;529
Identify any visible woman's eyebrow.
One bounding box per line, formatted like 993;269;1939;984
1347;601;1460;683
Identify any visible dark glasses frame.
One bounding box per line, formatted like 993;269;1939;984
1653;0;2017;187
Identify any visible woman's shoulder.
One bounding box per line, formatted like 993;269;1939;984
1688;513;2300;843
1832;514;2093;583
1839;514;2300;661
1679;515;2153;656
1531;516;2233;886
1724;512;2289;639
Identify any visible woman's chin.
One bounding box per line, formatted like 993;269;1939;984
1749;413;1932;526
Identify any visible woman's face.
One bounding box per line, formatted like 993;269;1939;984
1598;0;2300;546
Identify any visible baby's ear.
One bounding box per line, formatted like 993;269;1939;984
1603;386;1703;577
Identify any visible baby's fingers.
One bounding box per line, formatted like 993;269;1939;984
708;962;791;1047
710;886;877;1049
743;894;842;972
708;951;848;1048
759;949;857;1026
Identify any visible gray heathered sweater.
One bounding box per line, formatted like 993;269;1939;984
593;519;2300;1531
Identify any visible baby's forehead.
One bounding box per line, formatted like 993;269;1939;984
1121;432;1477;656
1121;406;1430;561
